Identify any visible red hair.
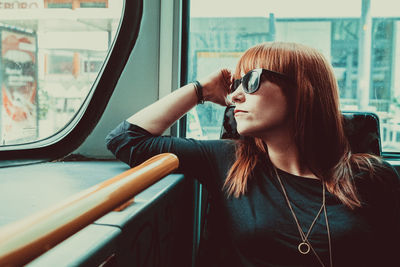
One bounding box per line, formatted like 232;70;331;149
224;42;383;209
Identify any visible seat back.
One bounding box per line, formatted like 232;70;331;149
220;106;382;156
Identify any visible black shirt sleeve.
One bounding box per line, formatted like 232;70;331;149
105;121;236;192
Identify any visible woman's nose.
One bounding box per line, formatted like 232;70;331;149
229;85;246;104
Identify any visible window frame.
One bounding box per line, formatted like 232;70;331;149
0;0;143;164
176;0;189;138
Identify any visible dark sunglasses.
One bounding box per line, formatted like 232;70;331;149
230;68;293;94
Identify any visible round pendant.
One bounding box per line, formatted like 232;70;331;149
298;242;310;254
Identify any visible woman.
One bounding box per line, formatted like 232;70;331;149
106;42;400;267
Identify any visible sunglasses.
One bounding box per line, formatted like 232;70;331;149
230;68;293;94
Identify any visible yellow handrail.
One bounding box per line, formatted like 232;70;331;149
0;153;179;266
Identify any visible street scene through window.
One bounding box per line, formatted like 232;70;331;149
187;0;400;152
0;0;122;146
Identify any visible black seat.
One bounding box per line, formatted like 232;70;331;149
220;106;382;156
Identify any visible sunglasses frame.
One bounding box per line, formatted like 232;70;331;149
231;68;293;94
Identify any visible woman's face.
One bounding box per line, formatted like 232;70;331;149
230;74;290;138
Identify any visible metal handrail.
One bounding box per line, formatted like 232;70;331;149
0;153;179;266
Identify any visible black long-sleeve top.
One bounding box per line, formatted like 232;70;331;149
106;121;400;267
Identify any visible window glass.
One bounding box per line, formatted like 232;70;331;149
187;0;400;152
0;0;122;146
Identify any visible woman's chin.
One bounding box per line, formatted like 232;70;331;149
236;126;252;136
237;125;270;139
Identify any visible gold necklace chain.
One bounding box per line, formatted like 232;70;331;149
273;168;333;267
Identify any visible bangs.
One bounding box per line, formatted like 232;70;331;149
234;42;295;80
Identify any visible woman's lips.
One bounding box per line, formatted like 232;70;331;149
234;109;248;116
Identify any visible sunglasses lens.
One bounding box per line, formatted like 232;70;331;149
231;79;241;93
244;71;260;93
231;70;261;94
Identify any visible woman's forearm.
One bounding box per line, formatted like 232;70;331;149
127;69;232;136
127;83;198;136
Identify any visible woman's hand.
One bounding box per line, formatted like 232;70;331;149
199;68;232;106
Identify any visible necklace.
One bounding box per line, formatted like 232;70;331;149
273;168;333;267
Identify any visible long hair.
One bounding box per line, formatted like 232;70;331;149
224;42;382;209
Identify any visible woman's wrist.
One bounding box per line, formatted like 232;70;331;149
194;69;231;106
193;81;204;104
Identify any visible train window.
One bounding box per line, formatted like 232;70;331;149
186;0;400;153
0;0;122;146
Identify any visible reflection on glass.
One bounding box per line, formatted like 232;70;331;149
0;0;123;146
188;0;400;152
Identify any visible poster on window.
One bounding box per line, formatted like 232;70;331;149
0;0;43;9
0;29;38;145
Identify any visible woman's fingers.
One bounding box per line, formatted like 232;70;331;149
219;69;234;106
198;68;233;106
221;68;232;91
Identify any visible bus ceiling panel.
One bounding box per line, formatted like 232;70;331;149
0;0;143;162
